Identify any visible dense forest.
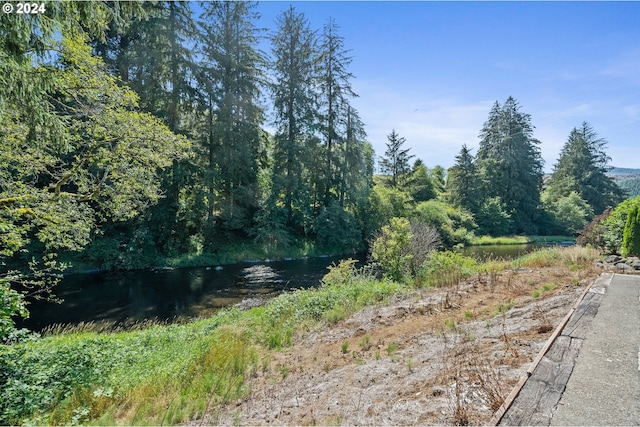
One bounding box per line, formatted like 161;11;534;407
0;1;631;337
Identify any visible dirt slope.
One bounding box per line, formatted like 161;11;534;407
203;264;601;426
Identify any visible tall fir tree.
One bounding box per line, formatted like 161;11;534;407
544;122;624;215
339;106;371;209
197;0;266;235
379;130;414;188
99;1;197;133
476;97;544;233
317;18;357;206
446;144;479;211
268;6;319;232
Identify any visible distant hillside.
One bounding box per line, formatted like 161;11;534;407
608;167;640;176
618;178;640;198
606;167;640;198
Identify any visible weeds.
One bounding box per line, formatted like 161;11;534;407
386;342;399;359
532;283;557;298
359;334;371;351
341;342;349;354
421;251;478;288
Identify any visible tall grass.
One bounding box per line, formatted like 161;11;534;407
469;235;576;246
511;246;598;268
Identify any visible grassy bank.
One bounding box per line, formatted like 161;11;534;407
0;246;599;425
470;235;576;246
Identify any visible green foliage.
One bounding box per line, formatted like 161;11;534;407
621;206;640;257
369;183;413;227
408;161;437;202
371;217;413;281
269;6;319;230
0;280;28;341
446;145;479;210
321;258;359;287
420;251;478;288
0;35;189;338
197;1;266;233
314;203;363;253
598;196;640;254
542;191;594;235
413;200;476;247
475;197;512;236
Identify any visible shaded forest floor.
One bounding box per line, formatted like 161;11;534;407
204;262;602;426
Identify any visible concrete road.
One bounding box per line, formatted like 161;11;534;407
550;274;640;426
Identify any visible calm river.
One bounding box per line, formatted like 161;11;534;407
19;255;367;332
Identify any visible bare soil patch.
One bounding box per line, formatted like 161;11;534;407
203;263;602;426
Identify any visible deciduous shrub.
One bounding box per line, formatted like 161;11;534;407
419;251;478;288
371;217;413;281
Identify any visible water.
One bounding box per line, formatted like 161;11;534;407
19;254;366;332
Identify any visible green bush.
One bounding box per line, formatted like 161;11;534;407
622;206;640;257
600;196;640;254
419;250;478;288
542;191;594;235
412;200;476;247
371;217;413;281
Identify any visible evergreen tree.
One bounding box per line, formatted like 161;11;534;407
476;97;544;233
317;18;357;206
446;145;479;211
544;122;624;215
380;130;414;188
268;6;319;232
429;165;447;197
93;1;200;253
99;1;197;133
339;106;371;209
197;0;266;234
408;160;437;202
622;206;640;257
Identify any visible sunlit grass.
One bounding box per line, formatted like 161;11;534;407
469;235;576;246
511;245;598;268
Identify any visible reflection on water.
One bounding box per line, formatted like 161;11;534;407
19;255;365;332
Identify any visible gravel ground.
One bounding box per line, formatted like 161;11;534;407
198;264;602;426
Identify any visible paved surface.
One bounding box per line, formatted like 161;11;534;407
550;273;640;426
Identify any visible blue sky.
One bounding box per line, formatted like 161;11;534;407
255;1;640;172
